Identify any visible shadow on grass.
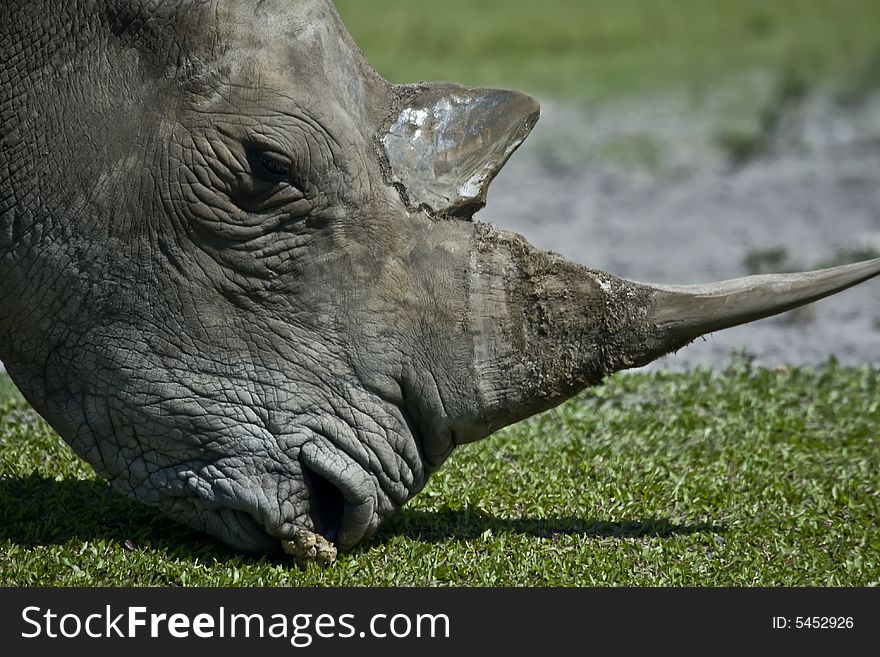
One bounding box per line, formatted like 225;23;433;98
1;476;725;561
377;506;725;545
0;474;244;562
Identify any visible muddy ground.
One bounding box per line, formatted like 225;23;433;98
483;85;880;371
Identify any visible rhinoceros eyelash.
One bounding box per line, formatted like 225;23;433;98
245;147;304;190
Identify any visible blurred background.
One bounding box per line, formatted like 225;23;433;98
336;0;880;369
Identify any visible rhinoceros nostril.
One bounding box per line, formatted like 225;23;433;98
299;460;345;545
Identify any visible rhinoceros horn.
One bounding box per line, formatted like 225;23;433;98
649;260;880;346
382;84;541;218
440;221;880;444
375;80;880;442
381;84;880;421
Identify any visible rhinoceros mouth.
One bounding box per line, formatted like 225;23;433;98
300;459;345;545
296;440;379;553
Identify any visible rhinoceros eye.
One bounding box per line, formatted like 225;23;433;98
249;149;293;183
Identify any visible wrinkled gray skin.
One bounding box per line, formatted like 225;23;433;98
2;0;879;563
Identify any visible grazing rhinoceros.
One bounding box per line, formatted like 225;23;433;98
1;0;878;564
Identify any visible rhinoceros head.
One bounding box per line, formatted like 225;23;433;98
1;0;878;563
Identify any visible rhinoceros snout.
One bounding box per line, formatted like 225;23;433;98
143;438;382;562
191;470;372;564
296;440;381;553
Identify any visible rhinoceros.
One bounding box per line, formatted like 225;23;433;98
1;0;878;564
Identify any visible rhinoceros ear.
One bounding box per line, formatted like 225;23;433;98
382;84;540;219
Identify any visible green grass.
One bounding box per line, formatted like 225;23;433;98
334;0;880;101
2;360;878;586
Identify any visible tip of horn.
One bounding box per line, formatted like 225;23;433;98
649;257;880;345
